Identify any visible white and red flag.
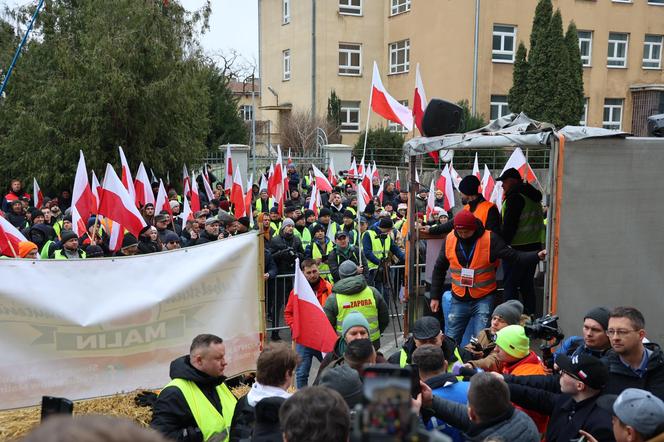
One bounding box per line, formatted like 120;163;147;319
361;167;373;198
327;157;338;186
372;161;379;180
98;163;147;237
290;258;338;352
449;160;463;191
395;167;401;191
118;146;136;204
230;168;245;218
182;165;191;198
0;216;27;257
91;170;102;213
370;61;413;130
311;164;333;193
72;150;95;237
376;179;385;205
438;165;456;212
357;179;371;215
308;183;320;217
190;174;201;213
135;162;155;208
201;169;215;202
349;157;358;178
413;63;438;164
180;191;193;223
224;145;233;194
154;179;173;216
481;165;495;201
267;163;276;198
33;178;43;209
472;153;481;180
245;174;254;223
491;147;539;205
273;148;285;214
426;177;437;220
358;156;365;177
287;148;293;168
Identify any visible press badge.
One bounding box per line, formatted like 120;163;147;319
460;268;475;287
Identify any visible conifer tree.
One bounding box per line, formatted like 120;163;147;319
508;43;529;114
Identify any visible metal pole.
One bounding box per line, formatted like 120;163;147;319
471;0;480;115
311;0;317;116
0;0;45;97
251;75;257;177
405;155;418;337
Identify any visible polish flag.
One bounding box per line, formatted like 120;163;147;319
311;164;333;193
180;191;193;223
135;162;155;207
358;156;365;177
413;63;438;164
357;179;371;215
155;179;173;216
91;170;102;213
361;168;373;198
290;258;338;352
245;174;254;221
481;165;495;201
426;177;437;220
370;61;413;130
0;216;27;257
327;157;338;186
273;148;285;213
98;163;147;237
259;173;268;193
230;168;245;218
33;178;43;209
491;148;539;205
440;165;456;212
267;163;276;198
395;167;401;191
118;146;136;203
72;151;95;237
224;145;233;194
376;179;385;205
190;174;201;212
472;153;481;180
201;170;215;202
182;165;191;198
349;157;358;178
449;160;463;191
372;161;379;180
150;168;158;183
107;221;124;253
287;148;293;168
308;183;319;217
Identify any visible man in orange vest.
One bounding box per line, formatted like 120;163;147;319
429;210;545;344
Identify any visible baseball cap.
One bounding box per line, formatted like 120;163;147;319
335;231;348;239
205;217;220;225
496;167;522;182
412;316;441;340
556;354;609;390
453;210;478;231
598;389;664;437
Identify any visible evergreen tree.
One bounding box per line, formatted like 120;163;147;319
523;2;555;121
508;43;529;114
560;21;585;126
530;0;553;54
353;128;404;167
540;10;567;127
327;90;342;143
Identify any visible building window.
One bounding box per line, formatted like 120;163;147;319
282;49;291;81
607;32;628;67
389;39;410;74
340;101;361;132
240;105;253;121
492;25;516;63
580;98;589;126
391;0;411;16
578;31;593;67
611;0;632;3
282;0;290;24
339;0;362;15
603;98;623;130
388;100;409;133
643;35;663;69
490;95;511;121
338;43;362;75
648;0;664;4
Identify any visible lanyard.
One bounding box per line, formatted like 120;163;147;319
459;240;477;266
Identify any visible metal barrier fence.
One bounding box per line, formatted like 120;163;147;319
264;263;428;343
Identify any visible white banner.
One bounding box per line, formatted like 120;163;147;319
0;233;262;409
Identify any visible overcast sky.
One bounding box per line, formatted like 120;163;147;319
1;0;259;67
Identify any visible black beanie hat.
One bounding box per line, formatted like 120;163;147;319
458;175;481;196
584;307;611;331
60;230;78;244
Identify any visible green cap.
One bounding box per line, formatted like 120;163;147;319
495;325;530;359
341;311;370;338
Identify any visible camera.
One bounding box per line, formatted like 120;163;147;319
468;336;483;353
524;314;565;369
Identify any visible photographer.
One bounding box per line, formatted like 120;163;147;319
362;217;405;295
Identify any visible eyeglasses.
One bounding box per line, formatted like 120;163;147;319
605;329;638;337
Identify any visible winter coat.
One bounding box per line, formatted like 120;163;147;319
322;275;389;337
425;373;470;442
229;384;290;442
387;336;462;368
429;396;540;442
508;383;614;442
264;249;278;280
268;230;304;274
464;328;500;372
194;230;219;246
151;355;235;442
501;182;543;249
138;236;161;254
327;245;369;282
553;335;611;362
5;211;28;230
602;342;664;400
501;350;549;433
429;195;502;236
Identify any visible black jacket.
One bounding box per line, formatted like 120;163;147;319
138;236;161;254
602;342;664;400
195;230;219;246
327;245;368;282
501;182;542;248
508;384;614;442
229;395;285;442
387;335;463;367
229;395;253;442
268;230;304;274
151;356;231;442
429;195;502;236
429;222;541;301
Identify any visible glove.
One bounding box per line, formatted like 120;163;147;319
134;390;158;408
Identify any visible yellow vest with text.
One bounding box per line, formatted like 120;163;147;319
162;378;237;442
335;287;380;342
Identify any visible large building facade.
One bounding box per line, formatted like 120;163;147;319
258;0;664;145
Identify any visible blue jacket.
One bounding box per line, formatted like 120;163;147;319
425;373;469;442
361;226;405;266
553;336;610;362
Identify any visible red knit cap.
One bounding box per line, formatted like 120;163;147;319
453;210;478;231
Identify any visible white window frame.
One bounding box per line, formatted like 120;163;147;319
338;43;362;76
603;99;623;130
580;98;589;126
578;31;593;67
611;0;633;3
240;105;253;122
492;25;517;63
643;34;663;69
490;95;511;121
282;49;291;81
390;0;411;16
340;101;361;132
607;32;629;68
388;100;409;133
339;0;362;16
388;39;410;74
282;0;290;24
648;0;664;5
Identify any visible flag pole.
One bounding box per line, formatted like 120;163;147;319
361;71;375;160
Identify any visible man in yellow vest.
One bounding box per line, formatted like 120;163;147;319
429;210;545;345
152;334;237;442
362;217;405;295
323;260;389;350
497;168;545;315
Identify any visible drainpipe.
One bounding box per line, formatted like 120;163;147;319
471;0;480;115
311;0;317;117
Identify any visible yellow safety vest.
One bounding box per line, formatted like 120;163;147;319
335;288;380;342
269;221;282;234
53;249;86;260
294;227;312;248
399;346;464;380
312;240;334;281
367;230;391;270
162;379;237;442
255;198;274;213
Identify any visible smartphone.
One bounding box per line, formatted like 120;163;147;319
41;396;73;421
410;363;421;399
361;364;413;438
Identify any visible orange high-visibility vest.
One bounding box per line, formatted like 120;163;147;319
464;201;496;229
445;230;497;299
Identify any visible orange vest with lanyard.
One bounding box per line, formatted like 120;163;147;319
464;200;496;229
445;230;497;299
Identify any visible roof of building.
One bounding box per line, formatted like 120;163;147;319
228;79;260;95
